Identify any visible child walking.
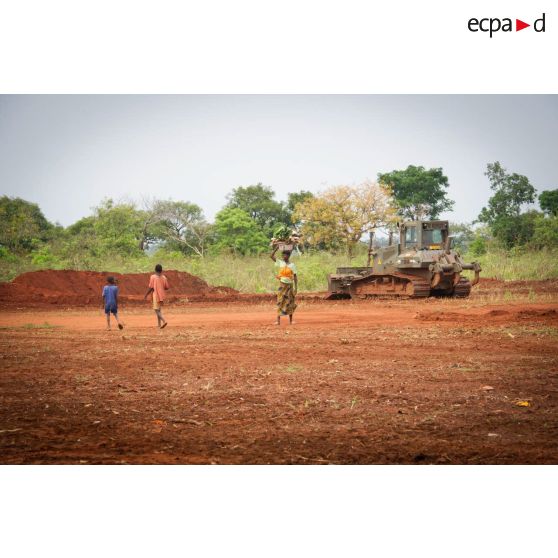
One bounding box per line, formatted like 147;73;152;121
144;264;170;328
102;276;124;331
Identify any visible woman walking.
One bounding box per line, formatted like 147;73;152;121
271;246;298;325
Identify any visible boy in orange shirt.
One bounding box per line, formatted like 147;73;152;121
144;264;170;328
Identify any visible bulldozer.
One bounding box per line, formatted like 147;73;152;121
326;220;481;299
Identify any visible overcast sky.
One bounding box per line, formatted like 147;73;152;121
0;95;556;226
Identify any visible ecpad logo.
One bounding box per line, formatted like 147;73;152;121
468;13;546;37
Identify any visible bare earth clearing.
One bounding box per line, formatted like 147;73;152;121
1;278;557;464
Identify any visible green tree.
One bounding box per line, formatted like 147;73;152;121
0;196;52;253
491;211;542;249
468;235;488;257
226;184;288;233
478;162;536;247
532;215;558;248
478;162;536;225
213;207;268;255
539;189;558;217
67;215;97;236
62;200;146;260
377;165;454;220
93;200;145;256
286;190;314;227
62;215;102;266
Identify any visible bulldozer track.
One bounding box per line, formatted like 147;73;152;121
452;278;472;298
350;273;432;299
410;280;431;298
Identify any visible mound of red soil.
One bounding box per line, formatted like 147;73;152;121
0;270;239;308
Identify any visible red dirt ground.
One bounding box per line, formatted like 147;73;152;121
1;272;557;464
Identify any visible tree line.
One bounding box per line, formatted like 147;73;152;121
1;163;557;269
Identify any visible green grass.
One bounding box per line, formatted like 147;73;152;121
0;250;365;292
182;251;366;292
2;246;557;292
466;248;558;281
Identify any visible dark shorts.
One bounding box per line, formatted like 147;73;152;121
105;304;118;315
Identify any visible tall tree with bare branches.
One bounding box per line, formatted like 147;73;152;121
155;200;213;257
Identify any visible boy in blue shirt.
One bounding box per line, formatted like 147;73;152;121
102;276;124;331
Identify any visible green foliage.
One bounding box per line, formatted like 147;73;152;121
272;224;293;240
478;162;536;242
377;165;453;220
287;190;313;213
468;235;487;257
63;215;102;265
477;162;538;249
3;187;558;288
286;190;314;226
226;183;289;233
61;198;214;259
490;210;541;249
177;250;365;293
213;207;269;255
0;245;17;262
67;215;96;236
532;215;558;248
539;189;558;217
93;200;145;256
2;241;557;287
0;196;53;253
31;246;61;267
451;222;491;257
55;201;146;264
0;246;365;292
34;201;150;267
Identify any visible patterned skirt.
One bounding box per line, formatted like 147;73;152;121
277;282;297;316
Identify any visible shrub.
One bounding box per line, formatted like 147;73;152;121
0;246;17;262
532;216;558;249
468;235;487;257
31;246;60;267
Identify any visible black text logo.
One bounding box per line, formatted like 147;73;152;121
468;13;546;37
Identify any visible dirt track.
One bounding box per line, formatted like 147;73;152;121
1;286;558;464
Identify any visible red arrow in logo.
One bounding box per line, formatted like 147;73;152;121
516;19;530;31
